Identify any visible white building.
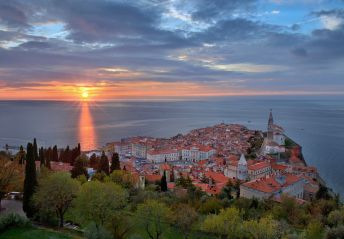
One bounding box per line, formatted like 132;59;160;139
147;149;179;163
180;146;216;161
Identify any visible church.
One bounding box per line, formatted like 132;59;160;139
224;154;272;181
224;154;248;180
261;110;286;155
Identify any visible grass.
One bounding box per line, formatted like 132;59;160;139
0;227;79;239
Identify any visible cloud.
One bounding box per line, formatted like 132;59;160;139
0;0;344;98
205;63;289;73
320;15;343;30
0;1;29;29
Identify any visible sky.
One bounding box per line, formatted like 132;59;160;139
0;0;343;100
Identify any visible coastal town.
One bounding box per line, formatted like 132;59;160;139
75;110;320;202
1;111;322;203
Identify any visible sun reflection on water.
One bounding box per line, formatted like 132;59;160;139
78;102;97;151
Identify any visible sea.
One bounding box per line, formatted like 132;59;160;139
0;96;343;196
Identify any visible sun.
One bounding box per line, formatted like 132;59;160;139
82;91;89;99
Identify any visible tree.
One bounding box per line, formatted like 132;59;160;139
234;179;241;198
33;138;38;161
33;172;80;227
175;175;193;188
173;204;198;239
98;152;109;175
110;170;134;189
84;222;112;239
52;145;58;162
327;208;344;227
0;155;22;210
110;153;120;172
89;153;98;169
74;181;127;227
108;212;133;239
39;147;45;167
45;147;52;169
316;184;332;200
64;146;71;163
71;155;89;179
272;195;299;224
201;207;243;239
303;220;323;239
326;225;344;239
219;179;234;200
17;146;25;165
23;143;38;218
136;200;172;239
243;215;279;239
160;171;168;192
199;197;223;214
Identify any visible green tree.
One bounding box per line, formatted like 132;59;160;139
108;212;133;239
160;171;168;192
23;143;38;218
110;170;134;188
33;138;38;161
136;200;172;239
327;208;344;227
199;197;223;214
243;215;279;239
71;154;89;179
316;184;332;200
219;180;234;200
74;181;127;226
175;175;193;188
110;153;120;172
272;195;303;225
45;147;52;169
303;220;323;239
173;204;198;239
84;222;112;239
17;146;25;165
234;179;241;198
326;225;344;239
52;145;58;162
98;152;109;175
89;153;98;169
39;147;45;167
33;172;80;227
0;155;22;210
201;207;243;239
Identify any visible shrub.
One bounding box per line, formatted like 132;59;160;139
84;222;112;239
0;213;31;232
326;225;344;239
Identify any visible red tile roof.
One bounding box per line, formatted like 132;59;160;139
205;171;229;184
145;174;161;182
242;174;302;193
160;163;171;171
248;161;271;171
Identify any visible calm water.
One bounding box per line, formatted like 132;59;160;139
0;96;344;196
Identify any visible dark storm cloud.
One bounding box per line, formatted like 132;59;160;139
0;1;29;29
290;24;344;61
17;41;54;50
193;18;277;43
39;0;190;46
